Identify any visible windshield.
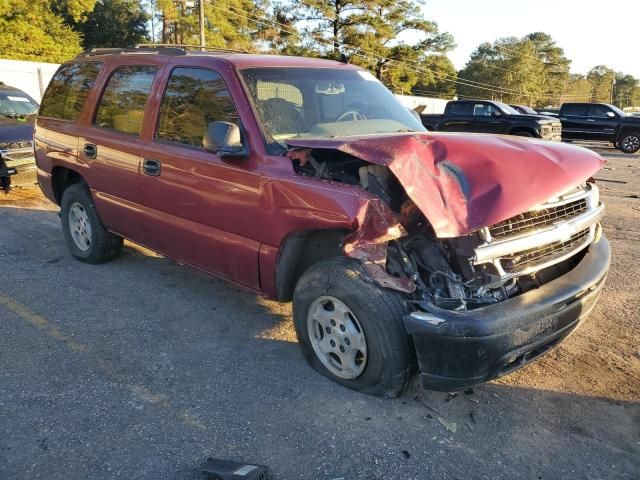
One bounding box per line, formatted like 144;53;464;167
493;102;520;115
241;68;425;151
609;104;627;117
0;92;39;120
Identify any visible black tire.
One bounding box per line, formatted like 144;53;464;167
513;130;534;137
618;131;640;154
292;257;415;397
60;183;123;264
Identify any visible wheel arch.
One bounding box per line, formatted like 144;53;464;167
274;228;350;302
508;126;537;137
51;166;86;204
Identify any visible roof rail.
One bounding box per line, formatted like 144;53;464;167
78;46;188;57
135;43;247;54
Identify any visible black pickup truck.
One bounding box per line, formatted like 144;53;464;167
0;82;38;192
559;103;640;153
420;100;562;140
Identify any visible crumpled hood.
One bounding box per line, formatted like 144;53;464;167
287;132;605;238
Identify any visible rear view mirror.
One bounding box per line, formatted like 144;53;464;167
203;121;247;157
315;81;345;95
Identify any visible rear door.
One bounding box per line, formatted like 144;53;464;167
560;104;590;140
76;63;158;243
441;102;474;132
137;65;262;288
35;61;104;199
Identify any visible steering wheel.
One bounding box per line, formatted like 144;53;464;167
336;110;365;122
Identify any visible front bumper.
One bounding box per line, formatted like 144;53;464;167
404;237;611;392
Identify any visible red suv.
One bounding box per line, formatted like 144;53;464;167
35;47;610;397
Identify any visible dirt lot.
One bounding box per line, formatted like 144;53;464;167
1;144;638;479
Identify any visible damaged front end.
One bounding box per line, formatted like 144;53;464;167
287;133;610;390
286;133;606;313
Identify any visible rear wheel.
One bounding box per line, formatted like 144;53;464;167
292;257;415;397
618;132;640;153
60;183;123;264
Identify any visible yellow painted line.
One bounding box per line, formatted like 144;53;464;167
0;293;205;430
0;293;87;352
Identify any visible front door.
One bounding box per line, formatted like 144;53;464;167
587;105;619;141
138;66;262;289
472;102;507;134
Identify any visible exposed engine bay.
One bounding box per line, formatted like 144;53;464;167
289;146;603;311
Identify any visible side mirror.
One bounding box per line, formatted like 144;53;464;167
203;121;247;157
606;111;616;118
491;110;502;117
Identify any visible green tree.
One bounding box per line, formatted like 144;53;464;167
614;73;640;109
587;65;616;103
80;0;149;49
458;33;570;106
0;0;91;63
561;73;591;104
525;32;570;105
291;0;453;92
156;0;268;52
411;54;457;97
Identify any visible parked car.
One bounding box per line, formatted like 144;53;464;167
35;47;610;396
420;100;562;140
0;82;39;191
509;104;538;115
559;103;640;153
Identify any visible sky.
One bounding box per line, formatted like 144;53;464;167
417;0;640;78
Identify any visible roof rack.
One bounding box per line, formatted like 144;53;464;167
77;44;248;58
78;46;187;57
136;43;247;54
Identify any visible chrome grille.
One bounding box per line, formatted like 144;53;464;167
473;184;603;283
0;141;32;150
501;228;590;273
489;197;588;238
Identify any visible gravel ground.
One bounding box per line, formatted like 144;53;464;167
0;143;638;479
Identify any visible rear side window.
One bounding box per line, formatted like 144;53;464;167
448;102;473;116
563;104;589;116
39;62;102;121
95;65;156;135
156;67;239;147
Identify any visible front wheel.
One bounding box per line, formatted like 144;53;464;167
618;132;640;153
292;258;415;397
60;183;123;264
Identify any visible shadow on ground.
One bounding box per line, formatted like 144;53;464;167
1;205;638;480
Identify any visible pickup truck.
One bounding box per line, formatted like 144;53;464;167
420;100;562;140
0;82;39;192
559;103;640;153
35;47;609;396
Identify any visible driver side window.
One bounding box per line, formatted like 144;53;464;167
473;103;496;117
156;67;239;147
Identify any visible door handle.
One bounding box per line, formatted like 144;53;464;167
586;119;596;122
83;143;97;159
142;158;161;176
